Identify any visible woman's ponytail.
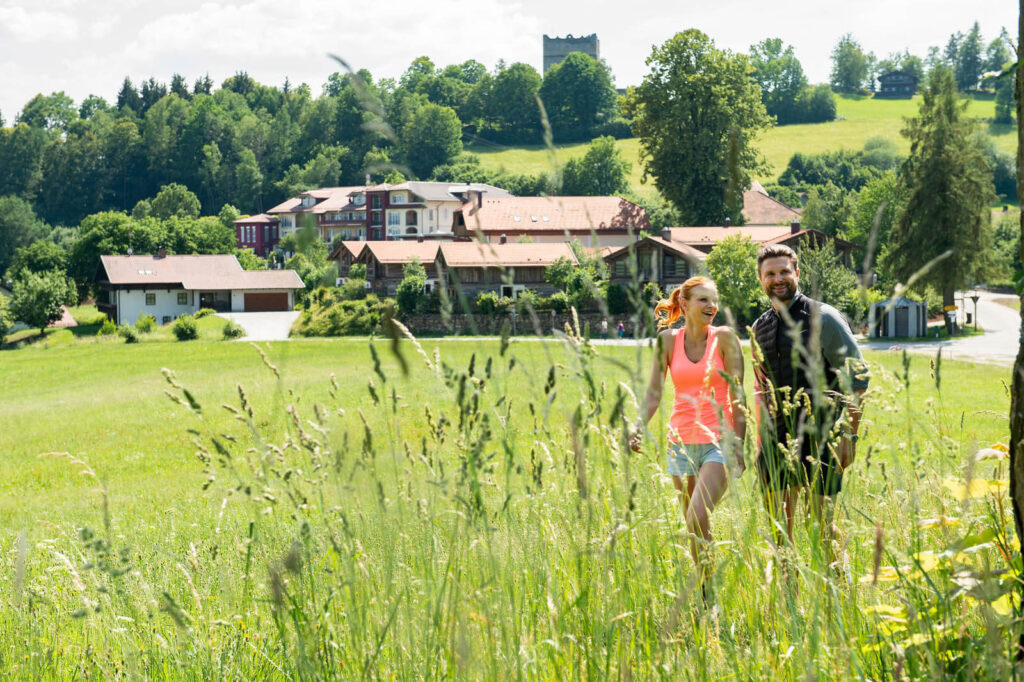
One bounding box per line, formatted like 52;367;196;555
653;276;714;330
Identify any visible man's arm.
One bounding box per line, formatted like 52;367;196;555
818;304;869;468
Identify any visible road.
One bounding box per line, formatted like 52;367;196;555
217;311;301;341
862;290;1019;366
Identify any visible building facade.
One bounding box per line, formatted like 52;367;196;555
543;34;600;73
233;213;281;257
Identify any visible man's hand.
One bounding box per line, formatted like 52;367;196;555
839;436;856;470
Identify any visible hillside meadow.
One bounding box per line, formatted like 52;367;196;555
0;332;1017;678
468;94;1016;199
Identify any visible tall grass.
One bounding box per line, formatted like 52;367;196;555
0;327;1014;678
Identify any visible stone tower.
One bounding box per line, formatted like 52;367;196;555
543;34;600;73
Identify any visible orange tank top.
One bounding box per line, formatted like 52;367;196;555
668;326;734;444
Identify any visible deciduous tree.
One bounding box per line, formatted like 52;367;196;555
9;269;75;334
627;30;770;226
705;234;766;326
830;34;869;93
561;136;630;196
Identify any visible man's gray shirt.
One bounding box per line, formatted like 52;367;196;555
786;293;870;392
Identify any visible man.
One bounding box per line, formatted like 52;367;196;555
751;244;868;559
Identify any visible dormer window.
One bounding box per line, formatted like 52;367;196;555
352;193;366;206
390;192;406;204
301;195;315;207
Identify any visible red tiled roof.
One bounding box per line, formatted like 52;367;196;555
742;187;801;226
439;242;577;267
266;186;366;214
458;196;650;233
234;213;279;224
357;241;440;264
98;255;304;291
668;225;792;245
329;240;368;261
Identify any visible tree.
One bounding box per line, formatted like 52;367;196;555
845;170;906;281
560;136;630;196
6;240;67;282
800;182;856;237
150;183;201;220
235;248;267;271
0;196;48;276
830;34;869;93
18;92;78;131
116;77;142;115
955;22;984;91
794;238;860;320
705;234;766;326
627;30;771;226
0;294;12;345
234;149;264;213
400;103;462;179
749;39;808;125
395;258;427;315
9;269;74;334
538;52;616;139
889;67;996;326
995;68;1015;124
486;63;543;141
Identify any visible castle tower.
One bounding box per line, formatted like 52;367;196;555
543;34;600;73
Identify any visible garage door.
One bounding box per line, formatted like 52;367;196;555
244;292;289;311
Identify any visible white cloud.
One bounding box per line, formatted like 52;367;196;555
0;6;79;43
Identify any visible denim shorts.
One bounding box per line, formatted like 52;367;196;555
667;441;725;478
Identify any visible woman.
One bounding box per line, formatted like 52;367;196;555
631;276;746;594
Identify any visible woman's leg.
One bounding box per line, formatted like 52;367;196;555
685;462;728;583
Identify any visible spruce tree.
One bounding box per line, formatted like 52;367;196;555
889;67;995;331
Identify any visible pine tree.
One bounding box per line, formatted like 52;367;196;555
889;67;996;330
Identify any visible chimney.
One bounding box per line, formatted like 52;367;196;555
477;190;483;208
724;216;731;227
156;247;167;259
500;233;507;244
660;227;671;241
790;220;800;234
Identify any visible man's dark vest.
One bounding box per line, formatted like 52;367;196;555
752;292;839;425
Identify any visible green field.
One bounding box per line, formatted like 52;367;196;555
0;333;1016;678
468;94;1016;198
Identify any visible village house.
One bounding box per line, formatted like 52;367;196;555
265;186;367;244
453;196;650;247
94;252;304;325
329;240;368;280
358;182;511;241
233;213;281;257
435;242;577;299
667;223;860;268
266;182;512;245
603;230;706;291
742;182;802;225
877;71;919;98
354;242;441;296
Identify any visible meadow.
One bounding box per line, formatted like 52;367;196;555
0;328;1016;679
468;94;1016;199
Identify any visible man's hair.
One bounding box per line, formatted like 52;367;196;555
757;244;798;272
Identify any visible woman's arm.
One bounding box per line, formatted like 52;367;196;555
631;330;674;451
719;328;747;469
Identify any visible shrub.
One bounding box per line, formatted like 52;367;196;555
515;289;541;315
606;283;629;315
97;317;118;336
172;315;199;341
135;313;157;333
641;282;663;308
118;325;139;343
194;307;216;319
339;278;368;301
222;320;245;340
476;291;513;316
547;291;570;313
293;295;394;336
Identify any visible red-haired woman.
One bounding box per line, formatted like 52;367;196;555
631;276;746;595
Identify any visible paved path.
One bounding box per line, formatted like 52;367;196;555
217;311;301;341
861;291;1019;366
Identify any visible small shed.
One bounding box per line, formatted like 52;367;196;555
869;296;927;338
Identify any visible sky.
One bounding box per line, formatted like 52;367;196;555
0;0;1017;122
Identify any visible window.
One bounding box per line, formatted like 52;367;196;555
371;195;382;209
371;211;382;226
264;225;270;242
352;193;365;206
146;293;156;305
429;209;433;221
405;210;417;226
390;192;406;204
177;292;188;305
388;212;401;226
615;260;626;277
162;316;171;324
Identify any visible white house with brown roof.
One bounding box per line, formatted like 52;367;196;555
266;186;367;244
453;196;650;247
435;242;577;299
95;253;305;325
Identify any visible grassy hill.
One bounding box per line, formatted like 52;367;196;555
467;94;1016;200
